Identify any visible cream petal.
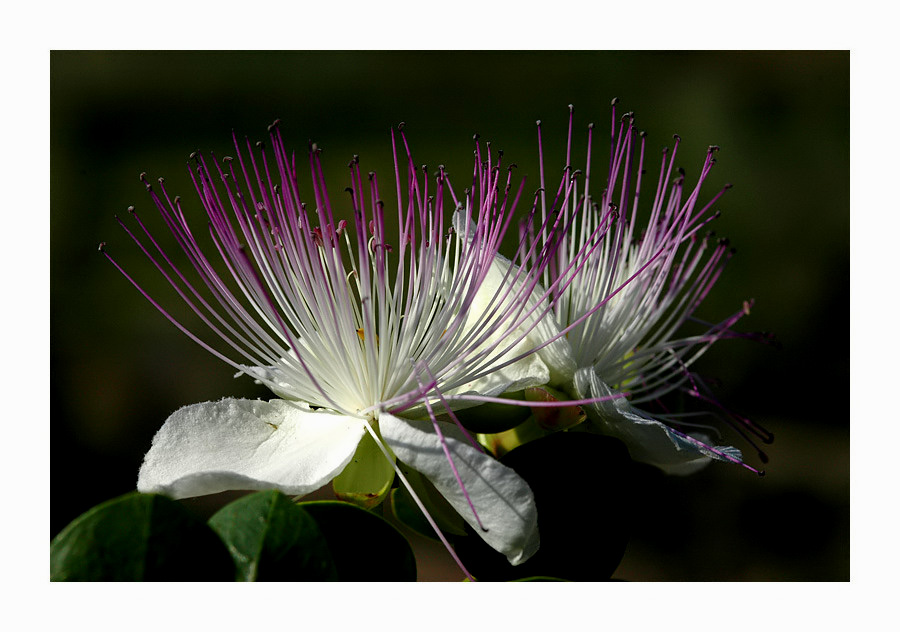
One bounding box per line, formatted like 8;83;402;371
379;412;539;566
235;364;302;401
137;398;367;499
476;251;576;388
453;211;574;393
574;368;744;476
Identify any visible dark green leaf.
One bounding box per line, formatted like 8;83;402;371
50;492;234;581
454;391;532;434
389;465;466;540
300;500;416;581
453;432;635;581
208;490;338;581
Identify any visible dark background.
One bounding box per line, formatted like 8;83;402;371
50;50;848;580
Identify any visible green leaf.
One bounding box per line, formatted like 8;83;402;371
389;465;466;539
454;391;532;433
50;492;234;581
299;500;417;581
208;490;338;581
453;432;636;581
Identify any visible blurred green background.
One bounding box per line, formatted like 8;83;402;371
50;51;848;580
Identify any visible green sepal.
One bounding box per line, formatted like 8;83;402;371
50;492;234;581
524;385;586;431
332;430;396;509
208;490;338;581
453;390;532;433
477;415;549;458
299;500;417;581
389;465;467;539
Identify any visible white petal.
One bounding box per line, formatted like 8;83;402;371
480;251;576;385
235;364;302;401
137;398;367;499
574;368;743;476
379;412;539;566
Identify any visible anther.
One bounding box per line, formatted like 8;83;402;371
640;130;647;138
536;119;541;126
267;119;281;132
621;111;633;122
610;97;619;106
97;242;106;252
473;133;480;141
368;171;375;180
588;122;594;130
673;133;681;142
724;183;734;189
256;140;265;149
139;172;148;183
189;151;199;160
708;145;720;152
398;122;406;130
568;103;574;112
127;205;136;214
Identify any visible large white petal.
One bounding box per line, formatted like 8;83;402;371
574;368;744;476
379;412;539;566
453;211;574;393
479;252;576;386
137;398;367;499
235;364;301;401
458;254;550;393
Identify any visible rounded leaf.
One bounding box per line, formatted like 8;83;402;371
299;501;416;581
454;391;532;434
454;432;635;581
51;492;234;581
208;490;338;581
